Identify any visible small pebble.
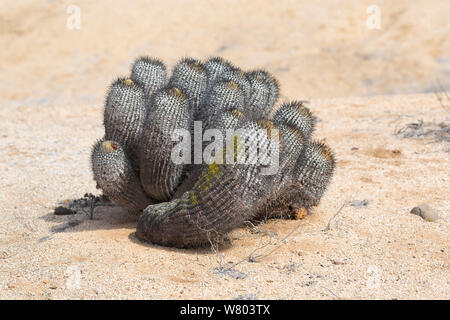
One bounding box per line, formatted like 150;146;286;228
38;235;53;242
349;199;369;208
330;258;344;265
0;251;9;259
410;203;440;222
54;206;76;215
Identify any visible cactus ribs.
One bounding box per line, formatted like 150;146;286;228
90;56;335;248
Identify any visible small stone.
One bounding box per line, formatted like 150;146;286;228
410;203;440;222
349;200;369;208
330;258;344;265
54;206;76;215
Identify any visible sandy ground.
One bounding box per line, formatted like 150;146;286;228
0;0;449;299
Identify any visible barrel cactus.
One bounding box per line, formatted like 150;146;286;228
91;56;335;248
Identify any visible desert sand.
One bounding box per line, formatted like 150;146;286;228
0;0;449;299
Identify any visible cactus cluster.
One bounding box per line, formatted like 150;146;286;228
91;56;335;248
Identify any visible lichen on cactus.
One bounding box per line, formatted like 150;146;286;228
137;120;279;247
90;55;336;248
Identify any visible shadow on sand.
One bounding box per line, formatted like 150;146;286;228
39;196;233;255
